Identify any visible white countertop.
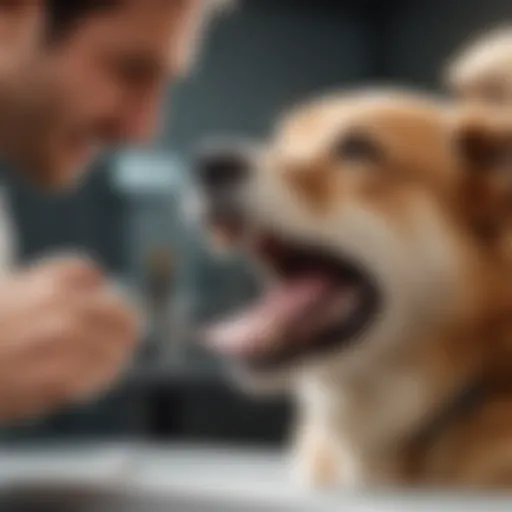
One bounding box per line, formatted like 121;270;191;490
0;443;511;511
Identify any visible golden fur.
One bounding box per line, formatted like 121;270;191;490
280;93;512;488
203;89;512;489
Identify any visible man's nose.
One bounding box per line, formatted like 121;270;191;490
118;93;162;144
196;145;251;193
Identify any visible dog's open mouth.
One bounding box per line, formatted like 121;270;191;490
205;232;381;371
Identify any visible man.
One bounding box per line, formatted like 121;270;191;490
0;0;222;424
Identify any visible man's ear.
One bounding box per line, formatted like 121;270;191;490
455;110;512;242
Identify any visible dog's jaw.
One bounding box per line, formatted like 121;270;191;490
198;91;512;488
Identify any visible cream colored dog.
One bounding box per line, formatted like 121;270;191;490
197;89;512;489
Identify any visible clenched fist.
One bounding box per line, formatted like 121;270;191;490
0;256;143;424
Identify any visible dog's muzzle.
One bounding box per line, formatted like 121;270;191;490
195;141;254;244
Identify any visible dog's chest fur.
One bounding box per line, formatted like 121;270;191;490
294;367;426;487
292;355;509;488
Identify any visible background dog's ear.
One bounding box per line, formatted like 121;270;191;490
455;111;512;242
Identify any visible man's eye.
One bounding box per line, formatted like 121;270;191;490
334;133;383;163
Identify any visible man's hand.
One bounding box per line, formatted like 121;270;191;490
0;257;142;424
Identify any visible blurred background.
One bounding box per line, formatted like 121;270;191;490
0;0;511;450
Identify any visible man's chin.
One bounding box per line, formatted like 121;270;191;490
25;171;79;193
19;159;91;193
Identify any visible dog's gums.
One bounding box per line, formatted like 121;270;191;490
205;233;381;370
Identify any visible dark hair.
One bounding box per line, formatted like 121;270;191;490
45;0;122;39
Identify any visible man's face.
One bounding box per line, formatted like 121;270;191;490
0;0;206;190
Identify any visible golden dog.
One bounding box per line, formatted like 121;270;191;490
197;89;512;489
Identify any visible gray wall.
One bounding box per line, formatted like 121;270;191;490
386;0;512;87
160;0;512;159
159;0;372;154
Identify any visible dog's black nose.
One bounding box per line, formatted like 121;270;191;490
196;146;250;191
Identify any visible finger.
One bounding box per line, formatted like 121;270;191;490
48;300;139;401
46;329;133;405
76;288;143;350
6;294;138;388
75;287;144;398
68;348;132;403
0;356;73;423
30;256;105;291
57;259;105;291
0;328;132;423
2;335;119;422
0;311;76;358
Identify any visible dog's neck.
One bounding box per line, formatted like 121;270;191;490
295;332;487;486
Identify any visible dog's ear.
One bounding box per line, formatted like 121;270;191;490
457;112;512;171
455;111;512;242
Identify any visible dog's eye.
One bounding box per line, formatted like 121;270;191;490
334;133;382;163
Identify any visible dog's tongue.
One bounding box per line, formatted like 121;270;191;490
205;277;332;357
